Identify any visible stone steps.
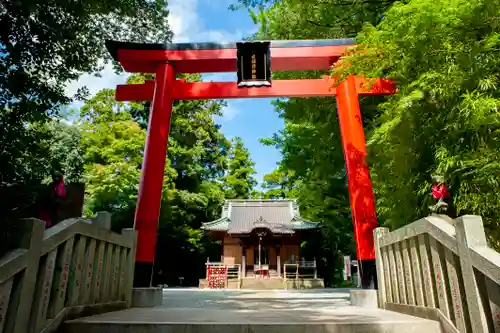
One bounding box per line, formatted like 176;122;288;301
62;320;441;333
60;289;442;333
245;269;280;278
240;278;284;290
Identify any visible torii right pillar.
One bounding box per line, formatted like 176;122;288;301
336;75;378;289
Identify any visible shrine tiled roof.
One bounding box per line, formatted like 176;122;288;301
201;199;319;235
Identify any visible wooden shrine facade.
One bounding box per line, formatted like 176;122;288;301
202;199;318;277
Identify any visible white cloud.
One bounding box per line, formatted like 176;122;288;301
64;0;252;123
168;0;246;43
221;100;243;121
64;61;128;101
203;73;246;121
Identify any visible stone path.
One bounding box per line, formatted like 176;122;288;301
66;288;438;326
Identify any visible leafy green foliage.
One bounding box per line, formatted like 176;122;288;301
79;89;146;226
0;118;85;256
260;168;294;199
242;0;500;257
335;0;500;247
1;0;170;110
78;74;257;285
0;0;170;249
235;0;396;39
223;137;258;199
0;118;84;213
44;121;85;184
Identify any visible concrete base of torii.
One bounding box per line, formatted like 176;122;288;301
350;289;378;309
131;287;163;307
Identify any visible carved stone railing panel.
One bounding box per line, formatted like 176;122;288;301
0;213;136;333
381;245;393;302
0;278;13;333
418;234;436;308
375;215;500;333
387;243;400;303
66;235;86;307
409;237;425;306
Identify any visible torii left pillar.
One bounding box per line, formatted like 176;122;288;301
133;63;175;287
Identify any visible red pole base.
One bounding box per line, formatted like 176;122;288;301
133;261;154;287
359;259;377;289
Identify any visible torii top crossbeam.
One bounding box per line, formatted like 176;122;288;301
105;39;394;101
106;39;356;73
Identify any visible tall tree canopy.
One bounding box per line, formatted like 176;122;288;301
0;0;170;221
78;73;258;285
223;136;258;199
335;0;500;246
237;0;500;280
234;0;387;284
259;167;295;199
0;0;263;283
79;89;147;225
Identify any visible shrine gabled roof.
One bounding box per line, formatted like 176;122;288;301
201;199;319;235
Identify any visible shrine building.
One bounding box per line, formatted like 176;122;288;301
201;199;320;280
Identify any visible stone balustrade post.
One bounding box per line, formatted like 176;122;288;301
455;216;490;333
7;219;45;333
374;227;389;308
94;211;112;230
122;228;137;307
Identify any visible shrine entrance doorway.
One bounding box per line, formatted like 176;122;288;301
254;247;269;266
105;39;395;289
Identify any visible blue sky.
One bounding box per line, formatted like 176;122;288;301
65;0;283;184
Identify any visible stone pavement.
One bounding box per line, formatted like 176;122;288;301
62;288;441;333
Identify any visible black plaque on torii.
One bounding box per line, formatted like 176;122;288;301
236;41;272;88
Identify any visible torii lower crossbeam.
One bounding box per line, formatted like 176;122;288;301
106;39;396;290
116;77;395;101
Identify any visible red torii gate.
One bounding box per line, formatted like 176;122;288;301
105;39;395;289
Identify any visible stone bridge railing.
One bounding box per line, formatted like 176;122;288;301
0;213;136;333
374;215;500;333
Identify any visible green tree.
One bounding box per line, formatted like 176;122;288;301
79;89;148;226
78;73;238;286
44;121;85;184
224;137;258;199
0;0;170;221
238;0;500;252
0;0;171;254
260;168;295;199
232;0;397;284
250;189;266;199
232;0;395;38
0;118;85;256
335;0;500;247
